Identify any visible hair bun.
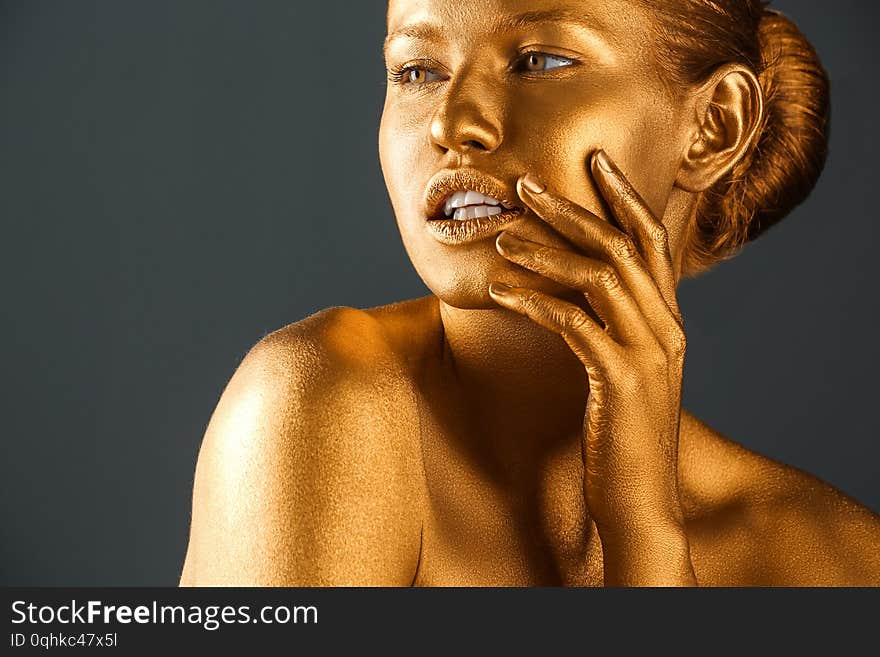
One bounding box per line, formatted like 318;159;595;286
684;8;830;278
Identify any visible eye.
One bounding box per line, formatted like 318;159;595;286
520;52;574;72
407;67;442;84
391;65;445;86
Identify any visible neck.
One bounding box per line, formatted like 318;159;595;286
437;298;589;444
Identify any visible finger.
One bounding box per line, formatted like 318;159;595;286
518;172;624;258
516;174;682;345
495;232;655;346
487;282;619;372
590;150;680;321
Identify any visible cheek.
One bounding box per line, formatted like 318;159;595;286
379;101;441;234
379;105;421;214
508;83;683;220
379;104;451;289
608;106;685;216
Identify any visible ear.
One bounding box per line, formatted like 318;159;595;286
675;64;764;193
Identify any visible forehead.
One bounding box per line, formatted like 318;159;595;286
386;0;646;39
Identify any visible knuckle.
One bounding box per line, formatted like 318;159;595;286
592;263;620;291
615;361;642;394
562;308;589;333
673;308;685;328
671;333;687;358
530;245;552;269
650;348;669;373
611;235;638;262
550;196;572;218
664;324;687;358
523;290;544;308
649;221;670;251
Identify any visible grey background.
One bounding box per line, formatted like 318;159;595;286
1;0;877;586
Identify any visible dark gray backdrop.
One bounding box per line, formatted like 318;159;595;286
1;0;877;585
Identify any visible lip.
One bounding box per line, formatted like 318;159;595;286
423;168;526;246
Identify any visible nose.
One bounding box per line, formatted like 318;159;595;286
430;71;503;155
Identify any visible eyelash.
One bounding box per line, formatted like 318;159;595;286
387;51;576;86
387;60;438;85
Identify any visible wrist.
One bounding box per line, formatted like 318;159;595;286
596;518;696;587
589;493;687;540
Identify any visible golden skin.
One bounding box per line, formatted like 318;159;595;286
179;0;880;586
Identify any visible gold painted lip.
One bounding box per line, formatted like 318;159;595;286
425;207;527;246
424;168;523;221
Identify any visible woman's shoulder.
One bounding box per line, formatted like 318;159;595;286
181;300;436;585
257;295;441;375
679;411;880;586
228;298;436;471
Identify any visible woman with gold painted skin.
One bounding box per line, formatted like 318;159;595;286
180;0;880;586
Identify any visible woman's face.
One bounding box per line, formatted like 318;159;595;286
379;0;694;309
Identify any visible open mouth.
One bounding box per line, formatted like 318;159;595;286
424;168;524;221
423;169;527;245
439;189;514;221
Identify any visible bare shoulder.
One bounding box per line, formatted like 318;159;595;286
679;411;880;586
180;304;427;586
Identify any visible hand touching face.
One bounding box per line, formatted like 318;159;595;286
488;151;696;584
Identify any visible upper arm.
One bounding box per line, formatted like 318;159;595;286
678;416;880;586
714;463;880;586
761;481;880;586
180;308;425;586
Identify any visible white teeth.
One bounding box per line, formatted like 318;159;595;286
463;190;483;206
443;188;506;218
452;206;492;221
449;203;506;221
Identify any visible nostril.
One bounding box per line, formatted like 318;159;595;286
463;139;488;151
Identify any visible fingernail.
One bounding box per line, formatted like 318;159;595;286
489;281;513;298
496;231;521;253
595;150;614;173
521;173;546;194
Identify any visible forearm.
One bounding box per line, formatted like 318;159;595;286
598;522;698;587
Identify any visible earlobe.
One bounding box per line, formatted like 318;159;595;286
676;64;764;193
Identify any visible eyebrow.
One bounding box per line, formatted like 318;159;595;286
383;9;613;57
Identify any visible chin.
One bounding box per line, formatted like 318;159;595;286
415;246;578;310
